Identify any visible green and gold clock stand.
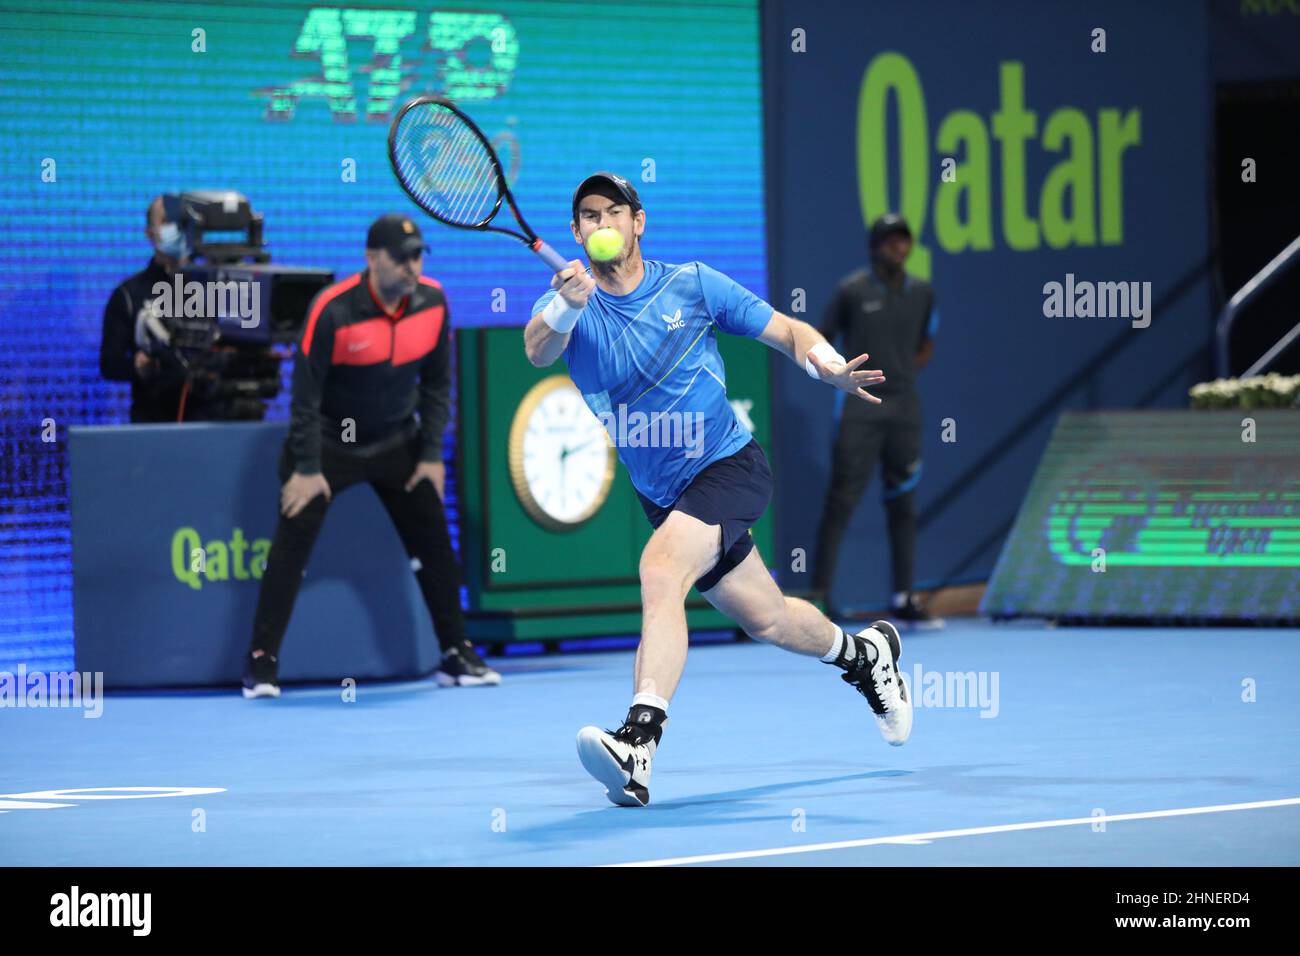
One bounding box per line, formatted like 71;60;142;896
456;326;774;647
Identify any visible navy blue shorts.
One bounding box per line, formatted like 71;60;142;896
636;438;773;592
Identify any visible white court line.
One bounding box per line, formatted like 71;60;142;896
605;796;1300;867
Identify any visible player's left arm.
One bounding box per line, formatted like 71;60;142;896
698;262;885;403
757;311;886;404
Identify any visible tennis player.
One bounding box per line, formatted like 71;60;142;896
525;173;913;807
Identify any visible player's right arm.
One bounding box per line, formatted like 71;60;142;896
524;260;595;367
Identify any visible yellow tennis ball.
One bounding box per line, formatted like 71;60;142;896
586;227;624;262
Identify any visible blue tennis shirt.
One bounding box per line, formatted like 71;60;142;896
531;259;774;506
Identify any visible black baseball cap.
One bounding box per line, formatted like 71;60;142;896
571;171;642;221
869;213;913;247
367;213;429;260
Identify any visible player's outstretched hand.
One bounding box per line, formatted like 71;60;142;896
551;260;596;310
807;350;886;404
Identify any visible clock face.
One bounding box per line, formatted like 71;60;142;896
509;376;616;529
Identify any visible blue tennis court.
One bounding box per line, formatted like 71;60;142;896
4;622;1296;867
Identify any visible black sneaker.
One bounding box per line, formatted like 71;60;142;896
434;642;502;687
242;651;281;699
891;594;945;629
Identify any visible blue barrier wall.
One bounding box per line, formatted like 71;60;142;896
762;0;1218;607
69;422;440;687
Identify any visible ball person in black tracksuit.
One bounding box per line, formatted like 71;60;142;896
99;196;219;422
812;214;941;626
242;214;499;697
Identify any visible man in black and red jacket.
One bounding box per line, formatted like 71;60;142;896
243;214;499;697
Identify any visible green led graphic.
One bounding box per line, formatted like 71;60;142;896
430;13;519;102
258;8;518;120
983;412;1300;620
1046;463;1300;567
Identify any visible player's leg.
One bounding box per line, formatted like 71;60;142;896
626;444;777;703
575;510;721;808
579;509;722;806
634;509;722;701
245;440;363;698
701;546;834;655
368;437;500;686
702;536;912;746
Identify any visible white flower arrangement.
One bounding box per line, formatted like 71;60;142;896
1189;373;1300;409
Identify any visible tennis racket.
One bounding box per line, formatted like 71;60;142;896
387;96;569;273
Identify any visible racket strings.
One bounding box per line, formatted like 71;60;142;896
457;160;496;227
392;105;500;226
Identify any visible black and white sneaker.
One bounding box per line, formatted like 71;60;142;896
434;642;502;687
242;651;281;699
841;621;912;745
576;718;663;807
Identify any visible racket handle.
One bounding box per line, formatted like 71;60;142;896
531;239;571;273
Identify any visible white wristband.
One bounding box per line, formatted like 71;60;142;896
542;294;583;334
806;341;845;380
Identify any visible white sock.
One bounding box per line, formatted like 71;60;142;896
823;627;878;668
632;692;669;714
820;626;848;663
892;591;909;609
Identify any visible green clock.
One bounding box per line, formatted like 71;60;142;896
507;375;617;531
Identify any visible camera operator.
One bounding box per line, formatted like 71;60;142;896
98;196;219;422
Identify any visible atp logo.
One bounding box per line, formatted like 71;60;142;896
662;308;684;331
256;9;520;122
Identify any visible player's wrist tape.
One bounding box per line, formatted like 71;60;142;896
542;295;583;334
805;341;845;380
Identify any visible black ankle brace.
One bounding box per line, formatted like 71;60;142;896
831;634;873;673
620;704;666;746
